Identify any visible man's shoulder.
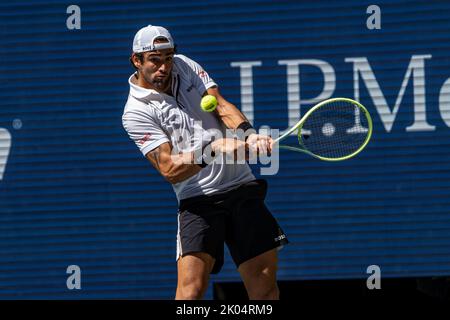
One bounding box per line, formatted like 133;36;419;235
173;54;199;72
174;53;193;64
123;94;160;118
124;87;167;111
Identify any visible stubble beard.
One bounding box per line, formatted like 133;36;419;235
145;72;171;93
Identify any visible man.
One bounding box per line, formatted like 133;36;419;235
122;25;288;300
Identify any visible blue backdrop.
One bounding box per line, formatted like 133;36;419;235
1;0;450;299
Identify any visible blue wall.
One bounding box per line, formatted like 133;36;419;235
1;0;450;299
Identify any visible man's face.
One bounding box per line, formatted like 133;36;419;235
135;48;174;91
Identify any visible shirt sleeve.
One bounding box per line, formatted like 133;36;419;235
122;105;170;157
175;54;218;95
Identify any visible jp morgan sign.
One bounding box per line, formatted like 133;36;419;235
231;55;448;133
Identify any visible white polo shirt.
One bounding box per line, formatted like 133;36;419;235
122;54;255;201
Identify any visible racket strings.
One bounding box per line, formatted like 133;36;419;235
299;100;369;159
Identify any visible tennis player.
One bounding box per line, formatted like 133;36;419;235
122;25;288;300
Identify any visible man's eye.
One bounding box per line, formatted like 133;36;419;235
149;57;161;64
166;56;173;62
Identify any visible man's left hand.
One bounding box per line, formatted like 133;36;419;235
246;133;273;155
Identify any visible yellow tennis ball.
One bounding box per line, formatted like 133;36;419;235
200;95;218;112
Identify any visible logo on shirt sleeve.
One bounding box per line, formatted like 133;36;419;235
138;133;152;146
198;70;208;78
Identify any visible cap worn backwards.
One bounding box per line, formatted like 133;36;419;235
132;25;175;53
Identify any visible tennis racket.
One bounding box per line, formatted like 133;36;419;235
273;98;373;161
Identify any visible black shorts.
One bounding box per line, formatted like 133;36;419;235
176;179;289;274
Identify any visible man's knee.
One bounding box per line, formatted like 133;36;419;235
248;283;279;300
176;253;215;300
176;278;209;300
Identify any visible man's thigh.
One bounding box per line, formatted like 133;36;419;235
176;252;216;299
177;252;216;283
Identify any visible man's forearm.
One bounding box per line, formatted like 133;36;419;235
146;148;203;184
207;87;250;130
167;151;205;183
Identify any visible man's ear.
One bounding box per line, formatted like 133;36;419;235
131;53;142;69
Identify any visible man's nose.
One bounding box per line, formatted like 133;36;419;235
159;62;170;73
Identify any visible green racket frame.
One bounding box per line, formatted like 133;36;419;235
273;98;373;161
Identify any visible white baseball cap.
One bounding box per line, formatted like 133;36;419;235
132;25;175;53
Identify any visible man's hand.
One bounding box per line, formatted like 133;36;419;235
246;133;273;155
211;138;249;161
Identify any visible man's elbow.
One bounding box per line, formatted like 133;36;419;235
165;175;180;184
162;171;184;184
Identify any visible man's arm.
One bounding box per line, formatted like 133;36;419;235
207;86;249;130
146;142;202;184
146;139;248;184
206;86;272;154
